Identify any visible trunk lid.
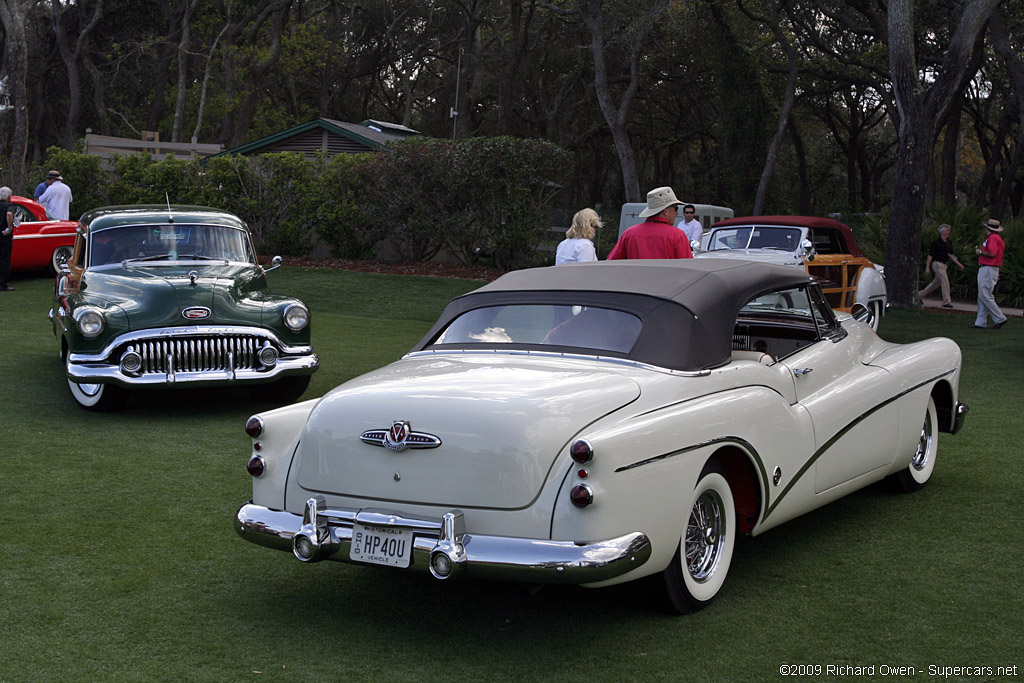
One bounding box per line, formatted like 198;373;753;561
294;355;641;509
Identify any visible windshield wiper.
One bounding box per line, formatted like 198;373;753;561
123;253;175;263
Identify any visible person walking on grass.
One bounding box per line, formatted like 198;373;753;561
918;223;964;308
970;218;1008;329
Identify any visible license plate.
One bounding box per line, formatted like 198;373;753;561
350;523;413;568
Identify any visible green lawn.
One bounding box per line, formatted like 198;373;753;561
1;267;1020;681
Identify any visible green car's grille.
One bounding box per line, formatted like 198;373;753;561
130;335;263;374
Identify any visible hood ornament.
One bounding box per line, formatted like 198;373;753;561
188;270;199;285
361;421;442;452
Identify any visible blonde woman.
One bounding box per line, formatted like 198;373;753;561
555;208;600;264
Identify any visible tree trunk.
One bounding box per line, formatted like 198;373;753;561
0;0;32;172
579;0;656;203
172;0;202;143
939;97;963;204
49;0;104;149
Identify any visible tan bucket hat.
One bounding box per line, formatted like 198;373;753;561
638;186;684;218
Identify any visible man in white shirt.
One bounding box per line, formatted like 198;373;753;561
679;204;703;245
38;170;73;220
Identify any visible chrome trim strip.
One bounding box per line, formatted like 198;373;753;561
12;232;78;240
235;500;652;584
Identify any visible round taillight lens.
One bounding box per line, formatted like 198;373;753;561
569;484;593;508
245;415;264;438
246;455;266;477
569;439;593;464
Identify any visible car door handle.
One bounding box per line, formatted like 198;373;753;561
793;367;813;377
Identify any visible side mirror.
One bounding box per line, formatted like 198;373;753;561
851;302;874;326
690;239;701;253
263;255;283;272
800;238;815;262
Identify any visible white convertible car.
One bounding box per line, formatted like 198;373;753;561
235;260;967;613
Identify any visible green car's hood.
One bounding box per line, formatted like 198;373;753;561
81;263;268;329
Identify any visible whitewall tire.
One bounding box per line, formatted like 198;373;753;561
893;397;937;493
663;461;737;613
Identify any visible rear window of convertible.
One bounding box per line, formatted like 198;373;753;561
431;304;642;355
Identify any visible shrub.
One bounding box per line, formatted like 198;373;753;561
354;138;464;262
353;136;573;268
313;152;375;259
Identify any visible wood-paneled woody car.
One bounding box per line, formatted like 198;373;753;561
235;259;965;613
698;216;887;328
50;205;318;411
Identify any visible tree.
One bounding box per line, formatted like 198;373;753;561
0;0;34;176
885;0;1003;308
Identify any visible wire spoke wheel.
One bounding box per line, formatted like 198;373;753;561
685;489;726;582
663;462;736;613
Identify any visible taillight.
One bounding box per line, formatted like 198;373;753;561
569;439;593;463
246;455;266;477
569;484;593;508
245;415;264;438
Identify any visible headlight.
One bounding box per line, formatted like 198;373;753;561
75;308;105;338
283;303;309;331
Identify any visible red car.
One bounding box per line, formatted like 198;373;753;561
10;195;78;274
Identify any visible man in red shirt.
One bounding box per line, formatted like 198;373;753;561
971;218;1008;329
608;187;693;260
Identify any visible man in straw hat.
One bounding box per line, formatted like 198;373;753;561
608;186;693;260
970;218;1008;329
38;170;73;221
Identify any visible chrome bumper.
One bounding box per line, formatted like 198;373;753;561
949;401;969;435
66;353;318;386
65;325;317;387
235;498;652;584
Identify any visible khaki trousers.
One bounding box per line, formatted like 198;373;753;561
918;261;951;305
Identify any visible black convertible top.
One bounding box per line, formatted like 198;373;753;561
412;259;814;371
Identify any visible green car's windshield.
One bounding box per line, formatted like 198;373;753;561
89;224;255;266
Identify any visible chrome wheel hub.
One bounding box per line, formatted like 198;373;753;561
685;489;725;583
912;414;933;471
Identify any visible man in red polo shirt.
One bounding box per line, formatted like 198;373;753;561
971;218;1008;329
608;187;693;260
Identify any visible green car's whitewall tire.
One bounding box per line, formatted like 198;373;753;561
68;379;128;411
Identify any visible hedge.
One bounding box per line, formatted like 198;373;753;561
10;137;573;269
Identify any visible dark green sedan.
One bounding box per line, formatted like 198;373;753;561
50;205;318;411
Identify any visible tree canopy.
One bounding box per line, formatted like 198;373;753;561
1;0;1022;305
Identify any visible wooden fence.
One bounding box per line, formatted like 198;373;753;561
84;133;222;162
